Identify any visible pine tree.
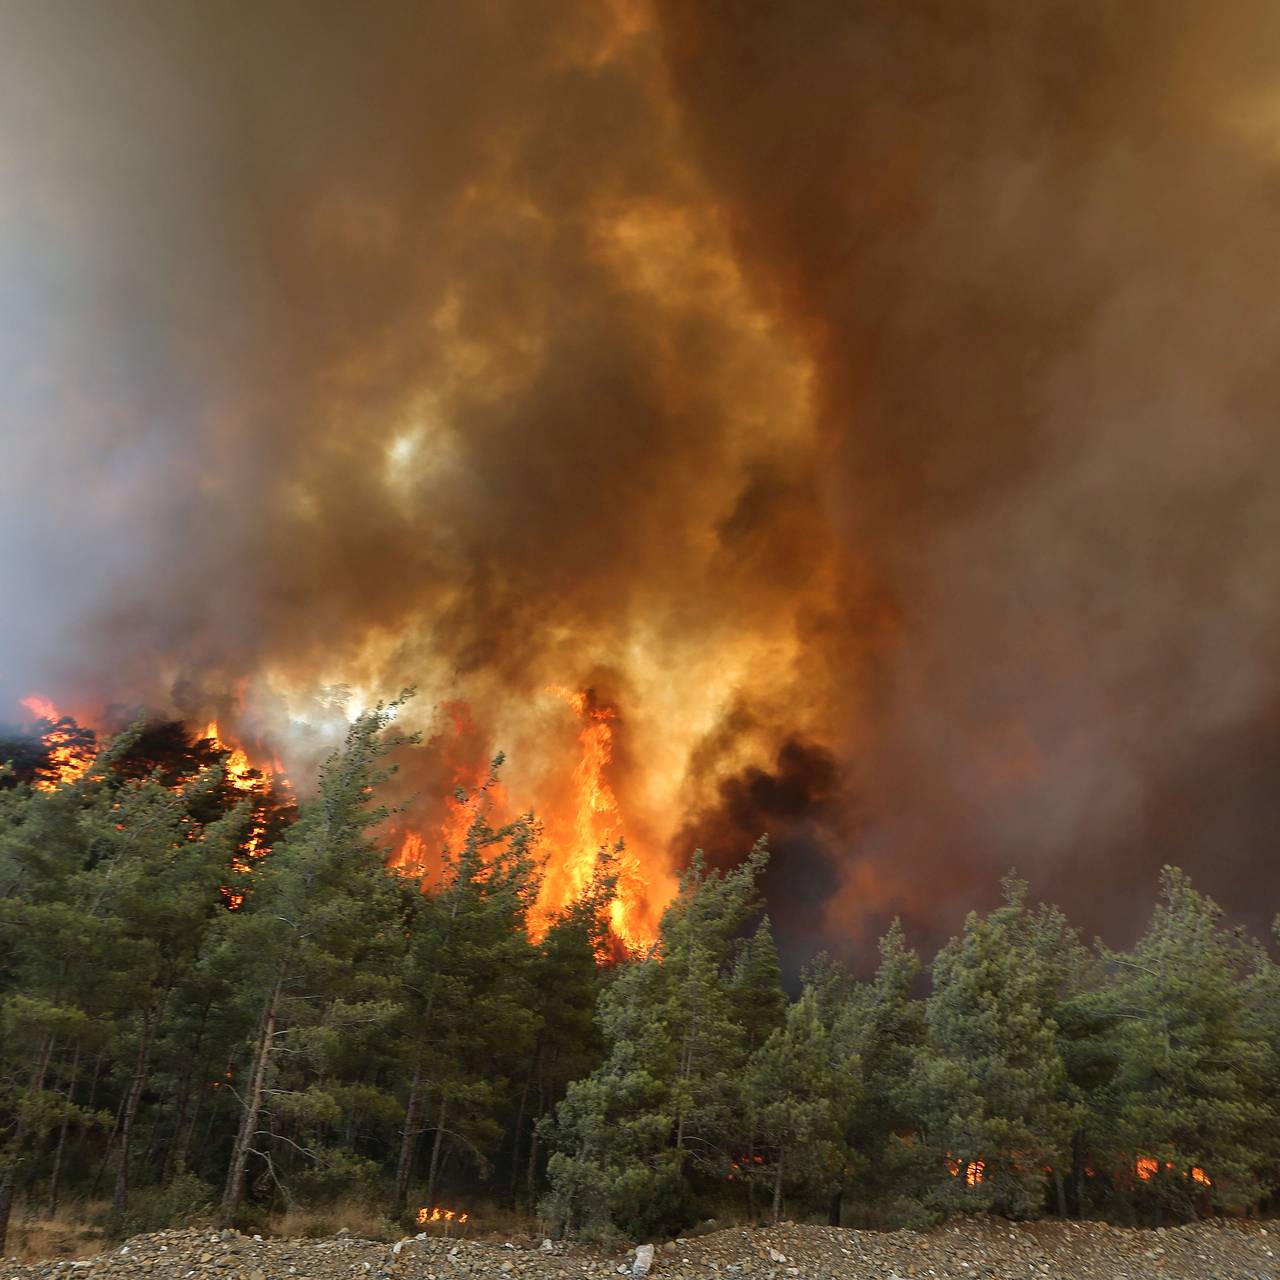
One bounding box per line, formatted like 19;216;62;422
543;841;768;1237
730;917;787;1054
0;728;230;1247
745;990;855;1223
1095;867;1275;1219
217;701;409;1225
86;770;243;1219
660;844;766;1170
542;958;682;1238
508;854;614;1211
916;877;1078;1219
391;765;541;1219
831;919;929;1225
727;915;787;1218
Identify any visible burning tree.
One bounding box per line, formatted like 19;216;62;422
542;842;772;1237
215;701;413;1225
913;877;1082;1219
1091;868;1276;1218
0;722;247;1248
390;772;542;1219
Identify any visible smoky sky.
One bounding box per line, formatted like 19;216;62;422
3;0;1280;965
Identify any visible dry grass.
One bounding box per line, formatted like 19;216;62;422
8;1199;111;1263
8;1194;543;1262
267;1197;400;1242
267;1196;539;1244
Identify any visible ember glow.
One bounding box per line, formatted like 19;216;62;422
946;1157;986;1187
1135;1158;1211;1188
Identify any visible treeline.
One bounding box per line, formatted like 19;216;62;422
2;705;1278;1253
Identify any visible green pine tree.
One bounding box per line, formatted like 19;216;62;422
543;841;768;1238
1094;867;1275;1219
745;989;856;1224
830;919;929;1226
216;701;409;1224
915;877;1079;1219
391;764;541;1219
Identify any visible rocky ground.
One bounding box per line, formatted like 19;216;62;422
5;1219;1279;1280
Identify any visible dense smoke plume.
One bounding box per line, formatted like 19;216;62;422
3;1;1279;961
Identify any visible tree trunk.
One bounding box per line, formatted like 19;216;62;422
0;1034;56;1255
90;1092;127;1199
392;1059;424;1218
674;1039;693;1151
0;1163;17;1259
113;1007;159;1217
48;1044;82;1216
220;973;281;1225
827;1188;842;1227
424;1092;449;1211
771;1149;784;1225
1072;1132;1084;1220
508;1054;535;1206
525;1083;543;1213
161;1004;210;1182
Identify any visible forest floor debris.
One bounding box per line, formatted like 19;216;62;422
6;1219;1280;1280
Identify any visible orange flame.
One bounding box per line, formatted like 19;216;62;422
532;687;656;950
392;830;428;875
1135;1156;1211;1187
416;1206;469;1226
203;720;275;860
946;1155;986;1185
390;689;664;951
20;694;96;791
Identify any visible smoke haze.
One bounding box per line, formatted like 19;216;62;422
3;0;1280;963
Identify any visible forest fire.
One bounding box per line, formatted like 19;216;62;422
201;720;279;860
20;695;96;791
1135;1157;1211;1187
947;1157;986;1186
534;687;658;949
11;688;671;945
390;688;667;952
7;698;295;913
726;1153;766;1180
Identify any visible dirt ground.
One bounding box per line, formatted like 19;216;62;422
5;1218;1279;1280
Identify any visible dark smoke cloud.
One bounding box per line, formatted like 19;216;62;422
3;1;1279;963
675;736;851;971
658;1;1280;954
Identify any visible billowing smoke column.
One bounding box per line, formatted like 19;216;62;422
2;1;1279;961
